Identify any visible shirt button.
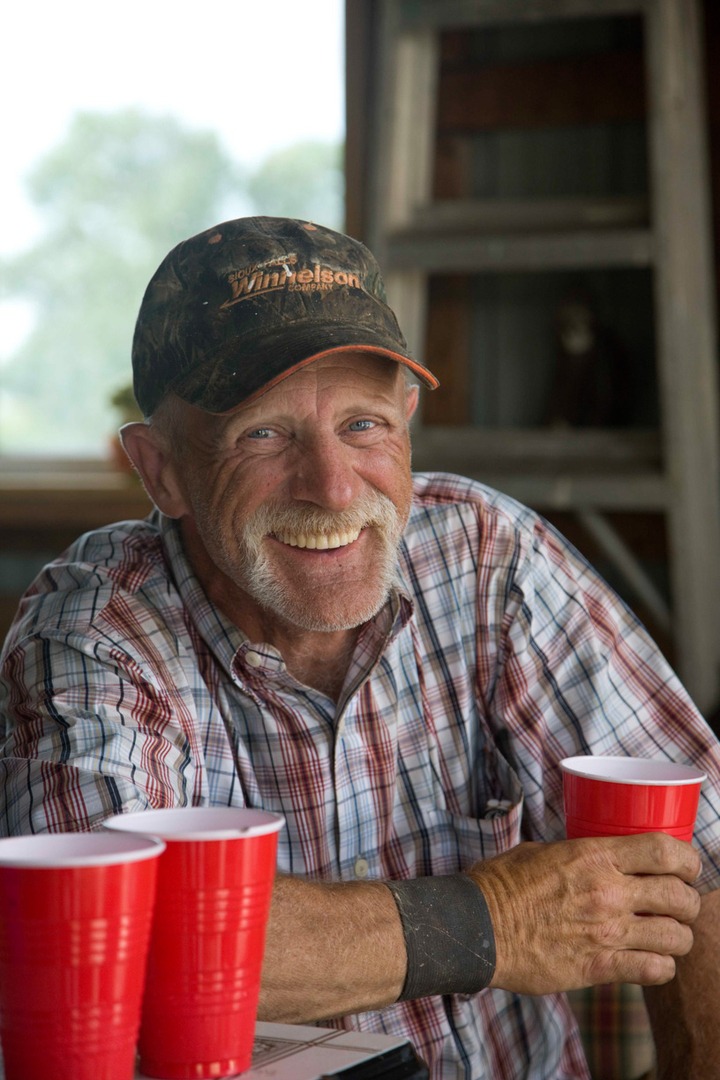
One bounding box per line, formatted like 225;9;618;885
354;857;369;879
245;651;262;668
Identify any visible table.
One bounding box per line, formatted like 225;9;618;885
0;1022;429;1079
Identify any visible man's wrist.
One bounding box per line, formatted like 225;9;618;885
384;873;496;1000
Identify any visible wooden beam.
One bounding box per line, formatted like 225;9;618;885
369;11;439;241
645;0;720;709
409;428;667;507
397;0;647;31
0;473;150;530
410;426;662;468
411;196;650;234
386;227;654;271
344;0;378;239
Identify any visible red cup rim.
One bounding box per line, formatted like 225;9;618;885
104;807;285;842
0;832;166;868
559;755;706;786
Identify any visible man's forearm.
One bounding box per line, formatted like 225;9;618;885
258;874;406;1023
643;887;720;1079
258;836;704;1025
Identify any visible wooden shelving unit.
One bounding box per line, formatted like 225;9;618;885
351;0;720;712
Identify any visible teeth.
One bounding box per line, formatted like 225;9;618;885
274;528;360;550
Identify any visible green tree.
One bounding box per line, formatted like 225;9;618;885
1;114;344;455
247;140;343;230
1;109;245;453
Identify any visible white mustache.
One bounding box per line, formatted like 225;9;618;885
243;491;402;551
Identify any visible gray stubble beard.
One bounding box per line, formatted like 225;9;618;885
201;490;407;633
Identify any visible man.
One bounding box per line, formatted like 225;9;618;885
1;217;719;1079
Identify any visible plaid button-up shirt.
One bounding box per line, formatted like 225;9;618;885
2;472;719;1078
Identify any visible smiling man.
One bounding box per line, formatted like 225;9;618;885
125;351;417;697
2;217;720;1080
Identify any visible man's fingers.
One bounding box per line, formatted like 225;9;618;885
608;832;702;883
584;911;694;986
624;913;696;957
589;947;678;987
628;873;702;924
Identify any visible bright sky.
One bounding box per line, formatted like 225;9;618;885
1;0;345;258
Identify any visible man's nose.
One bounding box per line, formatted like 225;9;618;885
288;435;362;511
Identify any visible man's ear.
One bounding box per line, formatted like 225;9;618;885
119;422;189;519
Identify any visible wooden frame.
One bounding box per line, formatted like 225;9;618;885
355;0;720;710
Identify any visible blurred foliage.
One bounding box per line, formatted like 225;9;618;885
0;109;343;454
248;141;344;228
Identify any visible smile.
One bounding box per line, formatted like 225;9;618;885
272;526;362;550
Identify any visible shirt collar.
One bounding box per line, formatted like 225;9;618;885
159;512;247;672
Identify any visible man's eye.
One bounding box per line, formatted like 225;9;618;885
348;419;374;432
248;428;274;439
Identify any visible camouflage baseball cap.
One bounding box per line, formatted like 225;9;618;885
132;216;439;415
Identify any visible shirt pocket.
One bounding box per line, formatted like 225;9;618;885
427;740;525;873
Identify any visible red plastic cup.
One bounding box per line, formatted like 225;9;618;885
560;755;706;841
105;807;284;1080
0;832;165;1080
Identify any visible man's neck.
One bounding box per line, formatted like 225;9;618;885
238;608;362;702
268;626;362;702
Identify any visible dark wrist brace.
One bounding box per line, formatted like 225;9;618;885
385;873;496;1000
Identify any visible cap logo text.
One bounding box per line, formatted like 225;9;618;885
221;262;362;308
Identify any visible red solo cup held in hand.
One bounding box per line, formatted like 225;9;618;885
559;755;706;841
0;832;165;1080
105;807;284;1080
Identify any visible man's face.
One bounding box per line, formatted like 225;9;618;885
169;352;418;635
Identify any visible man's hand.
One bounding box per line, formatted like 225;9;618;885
259;834;702;1024
468;833;701;995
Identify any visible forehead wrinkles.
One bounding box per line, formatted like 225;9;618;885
261;352;403;405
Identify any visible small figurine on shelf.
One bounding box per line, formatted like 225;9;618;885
547;292;634;428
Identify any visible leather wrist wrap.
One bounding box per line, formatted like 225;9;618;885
385;873;496;1001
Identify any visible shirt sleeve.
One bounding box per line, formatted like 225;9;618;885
485;509;720;893
0;618;203;835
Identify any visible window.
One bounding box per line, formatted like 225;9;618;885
0;0;346;458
